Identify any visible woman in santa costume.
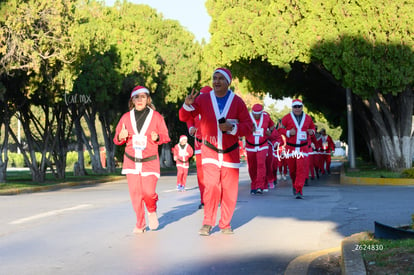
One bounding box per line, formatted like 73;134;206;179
179;68;252;236
186;86;213;209
113;86;170;233
245;104;275;194
172;135;194;191
279;99;315;199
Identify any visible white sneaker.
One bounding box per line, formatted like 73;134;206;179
148;212;159;230
263;189;269;192
277;174;281;180
133;226;146;234
282;175;287;180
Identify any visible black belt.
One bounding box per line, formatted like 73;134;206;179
176;159;188;164
125;152;157;163
287;142;308;148
246;139;268;147
195;137;203;143
204;141;239;154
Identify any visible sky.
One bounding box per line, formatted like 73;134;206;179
105;0;211;42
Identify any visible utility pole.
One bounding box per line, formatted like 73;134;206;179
346;88;356;169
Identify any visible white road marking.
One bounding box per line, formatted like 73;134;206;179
9;204;92;225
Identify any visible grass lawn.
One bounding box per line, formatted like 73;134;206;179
343;158;410;178
0;168;126;191
0;164;184;192
361;234;414;274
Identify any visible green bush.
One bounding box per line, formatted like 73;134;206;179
401;168;414;178
66;151;92;169
5;151;93;169
7;152;25;167
66;151;78;168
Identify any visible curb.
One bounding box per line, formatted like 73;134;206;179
284;232;370;275
340;166;414;186
284;246;341;275
341;232;370;275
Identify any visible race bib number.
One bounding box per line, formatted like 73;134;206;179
253;128;264;137
179;150;187;157
132;135;147;150
298;131;307;141
322;141;328;150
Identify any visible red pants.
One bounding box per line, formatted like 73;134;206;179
176;166;189;187
272;156;280;182
202;164;239;229
308;153;315;178
321;153;332;174
126;174;158;229
247;149;268;190
278;158;288;176
313;153;321;172
196;153;205;204
287;155;309;195
266;147;274;185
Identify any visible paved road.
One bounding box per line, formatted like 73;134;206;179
0;162;413;274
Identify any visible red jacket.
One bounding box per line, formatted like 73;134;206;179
280;112;315;157
245;111;274;152
321;134;335;154
172;143;194;169
113;108;170;177
179;90;252;168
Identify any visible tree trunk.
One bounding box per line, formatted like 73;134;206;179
99;114;116;173
84;108;104;174
0;116;10;183
354;89;413;171
0;164;6;183
73;107;87;176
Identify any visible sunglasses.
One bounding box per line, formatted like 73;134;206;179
293;105;303;108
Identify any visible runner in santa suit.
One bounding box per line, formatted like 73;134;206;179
313;125;322;179
278;132;288;181
186;86;212;209
280;99;316;199
179;68;252;236
319;128;335;174
172;135;194;191
306;131;319;184
245;104;274;194
267;124;283;188
113;86;170;233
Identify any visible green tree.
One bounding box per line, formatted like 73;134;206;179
0;0;79;181
205;0;414;170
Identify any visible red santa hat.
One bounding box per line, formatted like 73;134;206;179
213;68;232;84
130;86;150;98
292;99;303;107
179;135;188;142
252;103;263;114
200;86;212;95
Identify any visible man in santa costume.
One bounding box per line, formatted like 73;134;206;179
113;85;170;233
179;68;252;236
245;104;275;194
319;128;335;174
172;135;194;191
280;99;315;199
267;123;283;189
186;86;212;209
